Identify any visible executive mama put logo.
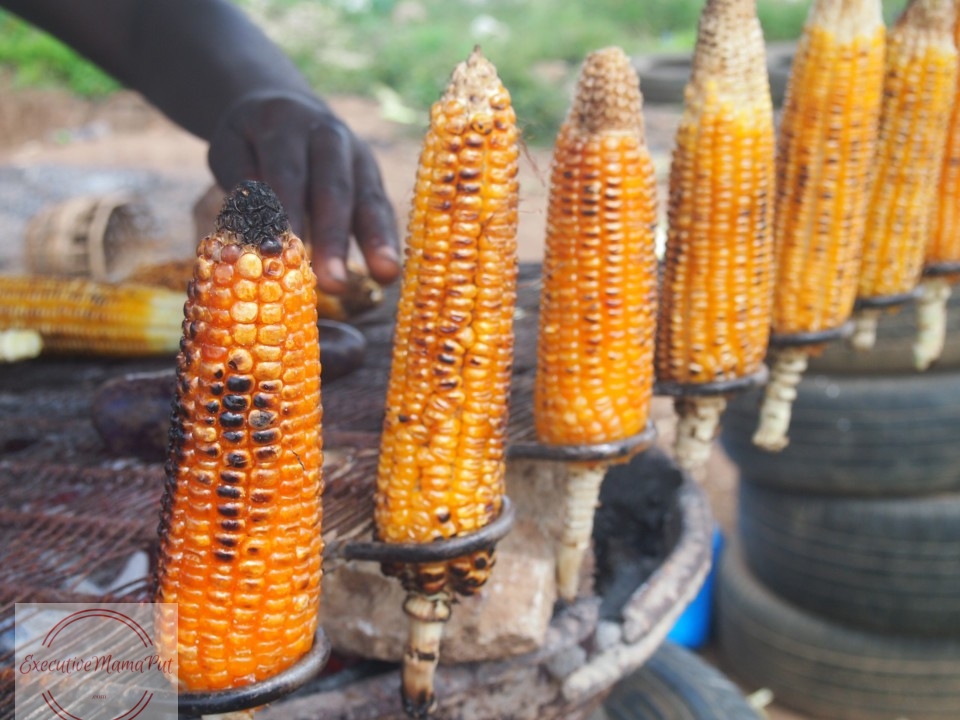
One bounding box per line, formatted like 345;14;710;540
15;603;177;720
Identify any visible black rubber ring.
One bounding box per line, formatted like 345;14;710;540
341;497;515;564
854;288;921;310
507;421;657;462
924;261;960;278
769;322;853;347
654;365;769;398
174;629;331;717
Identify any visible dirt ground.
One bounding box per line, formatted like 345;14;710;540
0;82;808;720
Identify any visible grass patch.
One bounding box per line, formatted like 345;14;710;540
0;11;118;96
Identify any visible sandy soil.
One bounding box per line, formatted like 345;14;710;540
0;83;809;720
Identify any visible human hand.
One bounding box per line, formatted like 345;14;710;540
208;91;401;293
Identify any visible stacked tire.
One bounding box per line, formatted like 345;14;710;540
716;297;960;720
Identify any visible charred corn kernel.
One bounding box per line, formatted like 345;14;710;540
0;275;183;356
853;0;959;349
533;47;658;600
154;182;323;694
374;48;519;717
127;258;383;320
754;0;885;451
655;0;776;473
915;9;960;370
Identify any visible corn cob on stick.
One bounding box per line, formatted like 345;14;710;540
655;0;776;474
374;48;519;717
0;275;183;355
852;0;959;351
534;47;658;601
753;0;886;451
127;257;384;321
915;8;960;370
154;182;324;706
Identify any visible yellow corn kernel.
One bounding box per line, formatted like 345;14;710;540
373;48;519;717
754;0;886;452
0;275;183;356
154;181;323;693
857;0;959;301
655;0;776;474
534;46;658;448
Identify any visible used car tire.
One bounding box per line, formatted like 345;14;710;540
604;641;761;720
808;290;960;375
717;543;960;720
738;482;960;636
721;370;960;496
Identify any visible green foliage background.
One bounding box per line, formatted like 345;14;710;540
0;0;911;143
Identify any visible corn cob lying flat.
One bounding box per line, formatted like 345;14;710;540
915;8;960;370
852;0;959;351
127;257;383;321
0;275;183;356
534;47;658;601
655;0;776;474
154;182;323;696
753;0;886;451
374;48;519;718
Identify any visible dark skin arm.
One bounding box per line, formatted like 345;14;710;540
0;0;400;293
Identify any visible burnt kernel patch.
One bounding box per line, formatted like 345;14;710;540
213;549;236;562
246;546;260;555
219;471;243;484
251;490;273;504
205;401;220;414
252;429;279;444
227;376;253;393
203;446;220;458
215;534;238;548
449;565;469;578
473;556;488;569
210;383;224;396
223;431;244;443
216;181;290;249
222;395;248;411
226;452;249;468
214;368;224;379
219;412;245;428
253;394;272;409
250;411;275;429
259;380;281;393
254;446;279;461
436;509;451;523
217;503;242;518
220;519;243;531
216;485;242;499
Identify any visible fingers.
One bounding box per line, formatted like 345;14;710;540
208;124;259;192
252;129;309;242
308;120;355;293
351;142;402;286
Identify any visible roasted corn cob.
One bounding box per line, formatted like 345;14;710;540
154;182;324;698
852;0;959;350
127;257;384;321
753;0;886;451
915;8;960;370
534;47;658;601
374;48;519;717
655;0;776;473
0;275;183;355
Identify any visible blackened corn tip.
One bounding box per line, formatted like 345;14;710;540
215;180;290;254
